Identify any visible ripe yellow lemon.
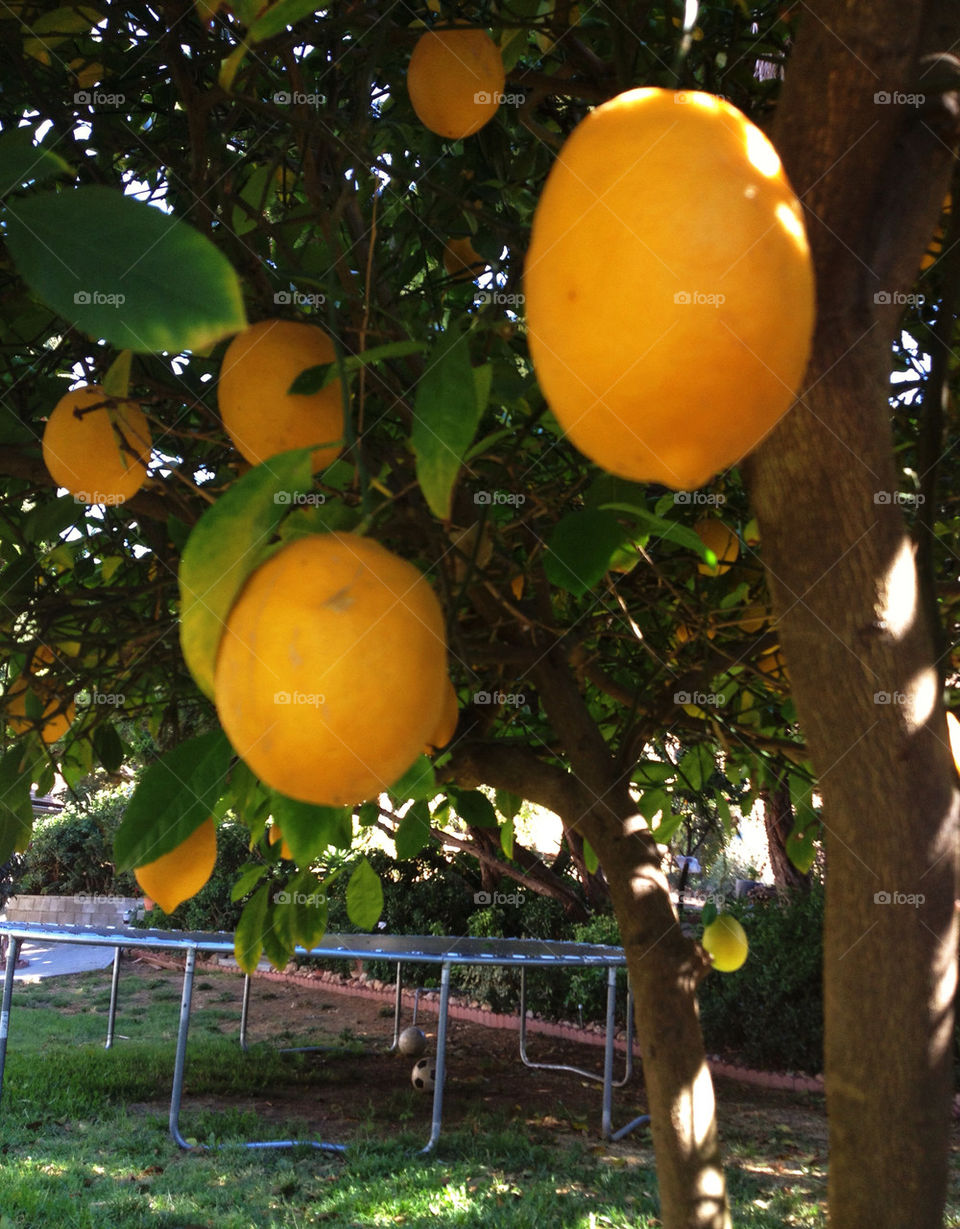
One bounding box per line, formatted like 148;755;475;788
407;27;504;139
134;818;218;915
695;518;740;576
4;676;75;744
702;913;749;972
214;533;449;806
757;647;789;686
425;678;459;752
268;824;294;860
525;88;815;490
217;319;345;470
443;236;487;280
42;385;151;505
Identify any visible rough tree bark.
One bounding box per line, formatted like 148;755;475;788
450;650;732;1229
748;4;960;1224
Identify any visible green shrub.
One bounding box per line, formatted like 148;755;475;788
697;886;824;1073
16;786;137;898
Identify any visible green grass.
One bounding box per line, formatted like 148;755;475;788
0;966;952;1227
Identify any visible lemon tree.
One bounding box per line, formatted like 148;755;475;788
0;5;957;1228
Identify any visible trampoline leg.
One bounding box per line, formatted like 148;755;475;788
169;948;198;1149
518;966;530;1064
104;947;122;1050
601;967;616;1139
0;936;20;1106
239;973;251;1052
421;962;451;1154
388;964;403;1051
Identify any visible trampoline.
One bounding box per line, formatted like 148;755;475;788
0;922;649;1152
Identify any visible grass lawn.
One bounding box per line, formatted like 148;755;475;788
0;961;955;1227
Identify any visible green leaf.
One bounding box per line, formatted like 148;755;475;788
249;0;323;41
92;723;124;773
714;789;733;836
388;754;437;803
230;863;266;902
637;789;670;822
178;448;314;700
5;186;246;353
787;775;820;873
288;339;425;394
634;760;676;787
450;788;499;828
346;857;383;930
544;509;630;595
234;885;269;974
412;325;482;520
0;125;72;196
270;794;353;863
394;800;431;859
677;745;714;793
356;801;380;827
114;730;232;869
495;789;523;822
652;809;684;844
701;900;718;928
0;747;35;862
598;502;714;561
500;816;515;860
583;837;599;875
289;869;328;948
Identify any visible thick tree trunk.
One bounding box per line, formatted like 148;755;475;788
749;6;960;1223
530;657;731;1229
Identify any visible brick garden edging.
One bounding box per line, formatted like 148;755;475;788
129;948;827;1096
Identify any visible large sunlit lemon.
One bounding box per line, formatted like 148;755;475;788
407;27;504;139
425;678;459;752
134;817;217;915
702;913;749;972
217;319;345;470
214;532;449;806
42;385;151;505
525;88;815;490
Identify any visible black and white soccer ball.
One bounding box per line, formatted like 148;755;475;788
411;1057;436;1091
